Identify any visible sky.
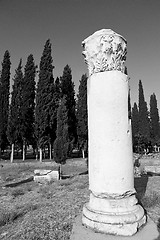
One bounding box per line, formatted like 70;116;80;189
0;0;160;109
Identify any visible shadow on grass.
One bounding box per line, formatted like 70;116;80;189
134;176;160;240
154;218;160;240
4;176;34;188
61;170;88;179
134;175;148;201
155;217;160;240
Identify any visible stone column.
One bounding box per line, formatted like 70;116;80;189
82;29;146;236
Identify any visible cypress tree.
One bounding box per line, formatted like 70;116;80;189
54;96;70;164
128;88;131;119
50;77;61;137
60;65;77;145
124;66;128;75
46;74;60;159
138;80;150;146
55;77;61;102
124;66;131;119
35;39;54;161
7;59;23;162
131;102;139;151
76;74;88;158
132;102;139;136
46;77;61;160
150;93;160;145
21;54;36;160
0;50;11;154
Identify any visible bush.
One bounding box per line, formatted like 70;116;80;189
11;187;25;198
54;138;70;164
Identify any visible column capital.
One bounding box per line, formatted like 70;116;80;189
82;29;127;76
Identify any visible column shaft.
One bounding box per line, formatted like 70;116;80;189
88;71;134;196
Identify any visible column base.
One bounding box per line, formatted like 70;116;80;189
82;193;147;236
70;215;159;240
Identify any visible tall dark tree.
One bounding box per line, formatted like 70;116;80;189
132;102;139;136
46;75;61;159
60;65;77;146
0;50;11;154
131;102;139;151
150;93;160;145
55;77;61;102
21;54;36;160
124;66;128;75
54;97;70;164
124;66;131;119
138;80;150;145
7;59;23;162
35;39;55;161
47;76;61;158
128;88;131;119
76;74;88;158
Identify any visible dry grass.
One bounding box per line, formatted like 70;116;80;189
0;175;89;240
141;176;160;225
0;158;89;240
0;157;159;239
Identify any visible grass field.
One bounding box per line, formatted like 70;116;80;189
0;157;160;240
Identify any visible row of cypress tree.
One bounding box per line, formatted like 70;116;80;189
1;40;158;161
0;40;88;162
131;80;160;153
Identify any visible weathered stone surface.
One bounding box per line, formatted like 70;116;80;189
34;169;59;184
81;70;146;236
82;203;146;236
87;71;134;196
81;29;146;236
70;215;159;240
34;169;52;176
82;29;127;76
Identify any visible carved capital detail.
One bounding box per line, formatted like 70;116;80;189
82;29;127;76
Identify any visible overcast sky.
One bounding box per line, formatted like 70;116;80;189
0;0;160;109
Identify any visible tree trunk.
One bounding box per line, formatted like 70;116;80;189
33;147;35;156
39;148;42;162
10;143;14;163
22;142;25;161
49;142;52;160
82;149;85;159
43;148;46;159
58;164;62;180
35;148;38;161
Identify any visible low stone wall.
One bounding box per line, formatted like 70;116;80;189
141;159;160;166
133;153;160;175
144;166;160;174
133;153;160;166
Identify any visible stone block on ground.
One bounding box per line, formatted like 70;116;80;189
34;169;59;184
144;166;160;174
70;215;159;240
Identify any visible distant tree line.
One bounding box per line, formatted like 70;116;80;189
1;40;159;161
131;80;160;153
0;40;88;163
